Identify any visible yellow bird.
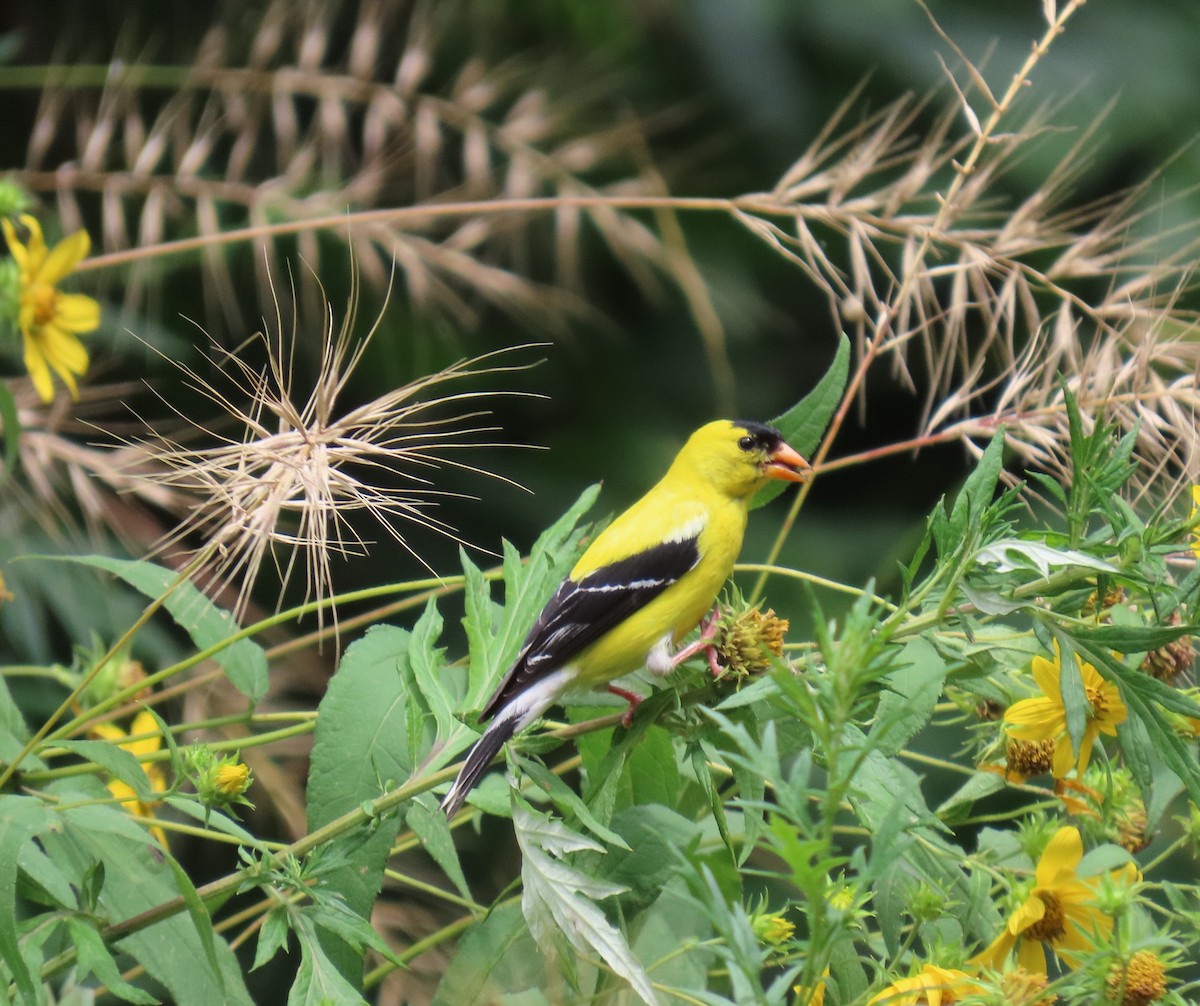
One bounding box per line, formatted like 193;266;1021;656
441;419;810;816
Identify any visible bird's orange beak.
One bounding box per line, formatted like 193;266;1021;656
764;441;812;483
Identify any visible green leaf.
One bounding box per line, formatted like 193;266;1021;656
514;753;630;850
53;739;156;803
17;838;78;911
753;333;850;510
0;673;31;762
405;796;472;903
407;599;457;740
287;918;369;1006
305;624;412;983
253;905;291;972
433;902;542;1006
975;539;1119;576
513;799;656;1006
0;381;19;472
54;556;268;701
47;804;252;1006
1072;622;1198;654
935;771;1007;823
65;916;159;1005
947;431;1004;545
0;797;53;1006
869;639;947;756
160;845;224;992
463;485;598;706
600;806;701;911
165;796;258;845
691;741;734;862
1055;639;1090;761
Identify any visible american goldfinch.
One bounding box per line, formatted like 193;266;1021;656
440;419;810;816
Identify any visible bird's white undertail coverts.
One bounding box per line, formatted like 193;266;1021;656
441;419;810;817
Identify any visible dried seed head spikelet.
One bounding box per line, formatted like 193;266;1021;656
131;264;533;628
1106;950;1168;1006
713;593;789;678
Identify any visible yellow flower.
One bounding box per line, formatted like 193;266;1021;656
1004;645;1127;778
92;709;168;845
972;826;1139;975
1191;486;1200;560
1106;949;1168;1005
868;964;981;1005
1;214;99;401
214;760;252;798
794;967;829;1005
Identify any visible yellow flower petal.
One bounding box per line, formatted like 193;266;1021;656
22;334;56;402
1030;654;1063;701
38;228;90;285
1191;486;1200;560
1004;696;1065;739
1015;938;1047;975
1036;826;1083;887
1;217;26;273
1051;735;1077;778
1008;893;1046;935
51;293;101;332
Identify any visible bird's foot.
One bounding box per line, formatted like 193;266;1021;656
670;605;725;675
608;684;644;728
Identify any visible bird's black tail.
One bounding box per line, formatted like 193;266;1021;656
440;713;519;817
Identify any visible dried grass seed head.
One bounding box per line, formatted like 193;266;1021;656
131;275;537;624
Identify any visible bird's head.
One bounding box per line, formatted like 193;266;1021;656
674;420;812;499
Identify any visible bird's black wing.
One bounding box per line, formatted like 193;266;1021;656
478;536;701;721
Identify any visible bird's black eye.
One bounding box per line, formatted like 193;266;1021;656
737;435;755;451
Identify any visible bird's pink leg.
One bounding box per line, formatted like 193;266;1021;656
607;684;644;728
669;605;724;675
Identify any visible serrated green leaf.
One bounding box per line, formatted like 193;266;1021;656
1056;640;1089;761
52;556;267;701
0;672;31;762
305;624;412;983
869;639;946;756
165;796;258;846
1074;640;1200;803
288;918;369;1006
514;753;630;850
47;804;252;1006
1072;622;1198;653
0;797;52;1006
976;539;1119;576
947;431;1004;546
601;806;701;910
65;916;159;1005
252;906;291;972
692;742;733;862
407;599;456;738
935;771;1007;822
513;800;655;1006
753;333;850;510
160;845;223;991
405;796;472;903
54;739;155;803
463;486;599;706
433;902;541;1006
17;839;78;911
